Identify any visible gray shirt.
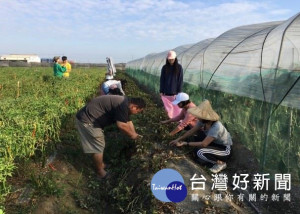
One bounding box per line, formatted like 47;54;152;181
197;121;233;146
76;95;129;128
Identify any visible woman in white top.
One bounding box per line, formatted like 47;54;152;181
170;100;233;174
101;79;126;96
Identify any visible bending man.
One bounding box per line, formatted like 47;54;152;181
76;95;145;179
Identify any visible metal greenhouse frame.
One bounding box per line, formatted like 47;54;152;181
126;12;300;181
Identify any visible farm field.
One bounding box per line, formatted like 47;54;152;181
0;67;102;212
0;67;299;213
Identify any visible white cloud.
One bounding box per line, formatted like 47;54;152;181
0;0;297;62
269;9;292;16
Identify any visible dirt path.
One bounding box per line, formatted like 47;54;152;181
166;158;255;214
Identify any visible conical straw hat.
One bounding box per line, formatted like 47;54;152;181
187;100;220;121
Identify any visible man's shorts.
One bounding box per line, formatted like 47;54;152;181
76;118;105;153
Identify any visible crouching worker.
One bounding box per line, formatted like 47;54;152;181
169;100;232;174
160;92;198;136
76;95;145;179
101;79;127;96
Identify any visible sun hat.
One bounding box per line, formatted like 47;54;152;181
167;50;176;59
188;100;220;121
172;92;189;105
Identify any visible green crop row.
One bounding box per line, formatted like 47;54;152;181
0;67;104;204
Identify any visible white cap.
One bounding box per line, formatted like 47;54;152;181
172;92;189;105
167;50;176;59
105;75;113;80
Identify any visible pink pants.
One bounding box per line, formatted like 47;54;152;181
161;95;181;119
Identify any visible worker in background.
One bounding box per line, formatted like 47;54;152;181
53;56;66;78
105;57;116;80
61;56;72;78
101;79;127;96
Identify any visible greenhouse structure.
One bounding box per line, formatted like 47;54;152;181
126;13;300;181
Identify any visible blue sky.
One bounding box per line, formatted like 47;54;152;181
0;0;299;63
